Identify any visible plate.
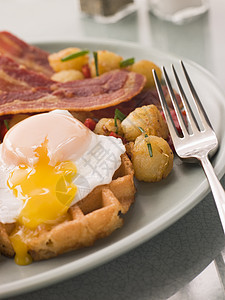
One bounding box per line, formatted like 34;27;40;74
1;39;225;298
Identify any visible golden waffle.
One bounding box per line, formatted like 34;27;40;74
0;154;136;262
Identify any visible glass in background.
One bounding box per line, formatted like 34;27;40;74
149;0;209;24
79;0;137;23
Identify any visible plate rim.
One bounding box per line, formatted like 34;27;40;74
1;37;225;299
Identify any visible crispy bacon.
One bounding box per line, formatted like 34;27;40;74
0;55;145;116
0;55;54;92
0;31;53;77
85;86;183;119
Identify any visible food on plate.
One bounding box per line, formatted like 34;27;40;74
48;47;89;72
130;60;162;88
94;118;123;136
131;135;173;182
121;105;169;141
0;31;53;76
93;105;173;183
0;32;177;265
0;55;145;115
51;69;84;82
93;86;183;121
0;110;135;264
50;47;160;89
90;50;123;77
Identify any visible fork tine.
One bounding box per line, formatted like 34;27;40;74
152;69;178;142
162;66;188;137
181;61;213;130
171;64;200;134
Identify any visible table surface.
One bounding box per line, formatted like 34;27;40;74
0;0;225;299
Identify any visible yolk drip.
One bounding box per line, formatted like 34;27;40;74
8;139;77;265
10;228;33;265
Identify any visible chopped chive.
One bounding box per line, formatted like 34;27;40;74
93;51;99;76
61;50;89;62
4;120;9;130
138;127;153;157
120;57;135;68
114;109;126;134
115;109;126;122
147;142;153;157
138;126;145;133
114;115;118;134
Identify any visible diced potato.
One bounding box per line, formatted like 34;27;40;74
90;50;123;77
94;118;123;136
48;48;89;72
51;70;84;83
121;105;168;142
132;135;173;182
130;60;161;88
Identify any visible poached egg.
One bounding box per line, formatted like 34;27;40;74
0;110;125;264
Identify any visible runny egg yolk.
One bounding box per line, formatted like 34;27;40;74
8;139;77;265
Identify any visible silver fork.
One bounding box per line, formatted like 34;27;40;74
153;61;225;230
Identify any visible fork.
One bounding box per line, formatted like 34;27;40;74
152;61;225;230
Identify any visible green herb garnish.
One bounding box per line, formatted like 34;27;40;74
147;142;153;157
120;57;135;68
93;51;99;76
114;109;126;134
4;120;9;130
114;117;118;134
138;126;144;133
115;109;126;122
61;50;89;62
138;127;153;157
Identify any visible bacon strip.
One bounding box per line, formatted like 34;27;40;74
81;86;183;120
0;55;145;116
0;31;53;77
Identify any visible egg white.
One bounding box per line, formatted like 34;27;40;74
0;110;125;224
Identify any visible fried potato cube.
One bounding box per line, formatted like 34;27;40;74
130;60;161;88
94;118;123;136
121;105;168;142
132;135;173;182
51;70;84;82
90;50;123;77
48;48;89;72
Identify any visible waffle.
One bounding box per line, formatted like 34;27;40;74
0;154;136;262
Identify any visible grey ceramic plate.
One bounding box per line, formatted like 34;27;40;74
1;39;225;299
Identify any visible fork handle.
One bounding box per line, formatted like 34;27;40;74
200;155;225;230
